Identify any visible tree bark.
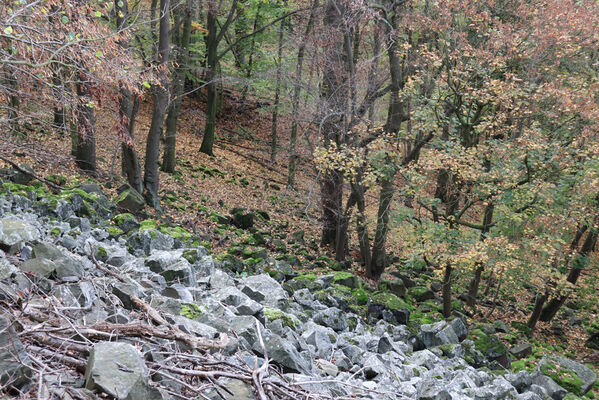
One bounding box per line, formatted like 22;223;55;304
270;11;285;163
143;0;170;207
442;263;453;318
368;171;396;279
162;0;193;173
528;291;547;331
466;202;494;307
74;74;96;174
199;2;218;156
287;0;318;187
319;0;349;250
539;219;598;322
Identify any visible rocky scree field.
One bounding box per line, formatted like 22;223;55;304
0;178;597;399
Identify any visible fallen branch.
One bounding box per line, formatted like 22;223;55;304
0;155;62;191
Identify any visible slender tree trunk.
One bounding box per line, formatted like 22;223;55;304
467;202;495;307
162;0;193;173
114;0;142;192
287;0;318;187
74;74;96;174
442;263;453;318
528;291;547;331
199;3;218;156
319;0;349;250
120;87;143;193
143;0;170;207
368;170;396;279
270;13;285;164
240;2;263;104
539;220;598;322
355;184;371;268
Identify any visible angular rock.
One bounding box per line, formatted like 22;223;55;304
209;268;234;290
85;341;161;400
203;377;256;400
419;321;459;348
313;307;347;332
531;372;568;400
381;279;407;297
418;379;451;400
315;359;339;377
116;188;145;213
510;343;532;359
0;218;39;252
161;284;194;302
261;334;311;374
240;274;288;309
0;314;32;387
302;323;336;359
538;355;597;396
20;258;56;277
449;318;468;341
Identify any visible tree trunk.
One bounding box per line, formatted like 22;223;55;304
199;3;218;156
287;0;318;187
442;263;453;318
528;291;547;331
539;220;598;322
240;2;263;104
270;12;285;163
74;75;96;174
143;0;170;207
320;169;343;248
319;0;349;251
466;202;495;307
162;0;193;173
119;86;143;193
368;170;396;280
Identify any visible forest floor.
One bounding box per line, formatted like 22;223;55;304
1;89;598;373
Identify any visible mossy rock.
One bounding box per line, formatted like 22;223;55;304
409;286;435;302
539;356;597;396
181;302;203;319
470;328;510;369
160;226;192;241
139;219;158;231
263;307;300;330
331;271;361;289
46;175;67;186
107;227;124;237
370;292;412;311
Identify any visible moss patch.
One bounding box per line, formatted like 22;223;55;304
370;292;412;311
181;302;202;319
139;219;158;230
263;307;300;330
540;358;586;395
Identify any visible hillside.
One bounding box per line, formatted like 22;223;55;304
0;88;598;399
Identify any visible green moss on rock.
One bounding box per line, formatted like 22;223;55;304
263;307;300;330
181;302;202;319
139;219;158;230
107;227;124;236
371;292;411;311
540;358;586;396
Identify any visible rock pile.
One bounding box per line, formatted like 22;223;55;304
0;184;596;399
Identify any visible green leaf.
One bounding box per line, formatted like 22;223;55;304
94;11;102;18
142;81;151;89
3;26;13;35
61;15;69;24
117;1;124;7
95;50;103;58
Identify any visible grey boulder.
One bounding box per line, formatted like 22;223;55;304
0;218;39;252
85;341;162;400
0;314;32;388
